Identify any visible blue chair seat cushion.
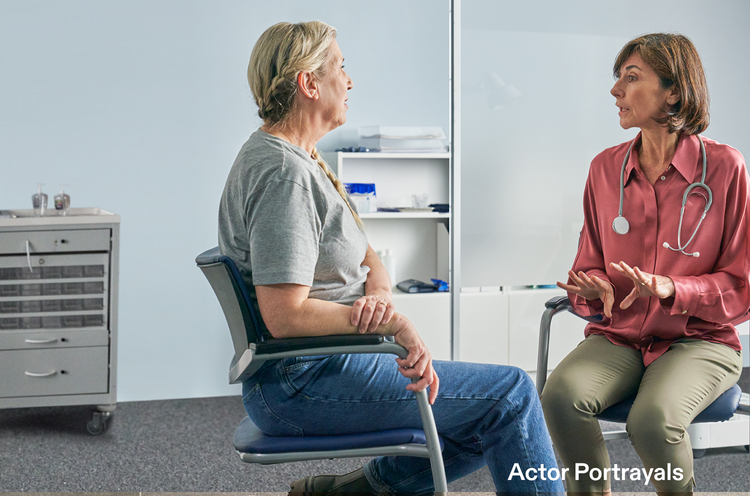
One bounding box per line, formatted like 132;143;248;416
233;416;443;454
597;383;742;424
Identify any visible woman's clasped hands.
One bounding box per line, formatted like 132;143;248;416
350;294;439;404
557;261;676;318
351;294;395;333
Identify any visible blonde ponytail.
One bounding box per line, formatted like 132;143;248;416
311;147;363;230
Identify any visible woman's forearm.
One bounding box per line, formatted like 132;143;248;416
256;283;400;339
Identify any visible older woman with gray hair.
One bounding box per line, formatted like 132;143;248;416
218;21;563;494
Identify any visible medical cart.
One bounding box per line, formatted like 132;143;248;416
0;208;119;434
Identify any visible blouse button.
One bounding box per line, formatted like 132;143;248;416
661;176;666;180
682;310;688;314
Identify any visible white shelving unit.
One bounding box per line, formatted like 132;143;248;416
326;151;452;360
360;212;450;220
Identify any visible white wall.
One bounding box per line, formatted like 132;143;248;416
460;0;750;287
2;0;747;402
0;0;449;401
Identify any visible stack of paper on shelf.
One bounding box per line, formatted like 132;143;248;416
358;126;448;152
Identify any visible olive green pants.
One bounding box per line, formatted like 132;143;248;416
541;334;742;494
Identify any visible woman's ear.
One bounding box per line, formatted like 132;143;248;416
297;71;319;100
667;87;681;106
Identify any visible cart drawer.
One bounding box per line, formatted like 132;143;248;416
0;347;109;398
0;229;110;254
0;329;109;351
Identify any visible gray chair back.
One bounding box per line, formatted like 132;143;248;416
196;247;265;363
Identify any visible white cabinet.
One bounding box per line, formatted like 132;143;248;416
327;152;452;360
459;288;585;380
393;292;451;361
0;208;120;434
507;288;585;374
459;291;509;365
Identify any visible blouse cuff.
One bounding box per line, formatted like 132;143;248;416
665;275;699;316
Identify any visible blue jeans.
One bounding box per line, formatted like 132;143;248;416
242;353;564;494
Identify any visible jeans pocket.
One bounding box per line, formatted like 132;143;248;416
242;382;304;437
282;355;330;393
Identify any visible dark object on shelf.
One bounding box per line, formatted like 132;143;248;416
397;279;438;293
429;204;449;213
336;146;371;152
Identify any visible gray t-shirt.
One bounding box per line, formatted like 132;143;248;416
218;130;370;337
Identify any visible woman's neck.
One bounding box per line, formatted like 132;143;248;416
262;113;326;156
638;128;680;184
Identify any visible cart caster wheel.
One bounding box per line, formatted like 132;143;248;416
692;449;706;459
86;411;110;435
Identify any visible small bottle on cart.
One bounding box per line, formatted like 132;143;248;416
32;183;48;217
54;185;71;216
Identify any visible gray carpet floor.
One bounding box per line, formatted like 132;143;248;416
0;370;747;493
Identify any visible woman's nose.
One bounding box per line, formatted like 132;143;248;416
611;80;622;98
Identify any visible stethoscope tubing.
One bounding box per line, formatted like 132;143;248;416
613;135;712;257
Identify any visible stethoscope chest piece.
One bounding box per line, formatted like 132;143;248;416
612;216;630;235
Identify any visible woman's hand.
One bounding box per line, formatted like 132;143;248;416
557;270;615;318
389;314;439;405
609;261;675;309
351;293;395;333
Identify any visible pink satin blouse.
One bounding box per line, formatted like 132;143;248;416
568;132;750;366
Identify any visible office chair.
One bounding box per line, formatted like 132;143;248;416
196;247;448;492
537;296;750;458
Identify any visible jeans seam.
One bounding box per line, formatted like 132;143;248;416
389;449;480;491
241;382;260;403
246;383;304;436
364;460;394;495
277;360;304;396
498;393;546;494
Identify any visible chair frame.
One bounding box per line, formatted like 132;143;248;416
196;247;448;492
537;295;749;446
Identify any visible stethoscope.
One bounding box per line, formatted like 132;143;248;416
612;136;712;257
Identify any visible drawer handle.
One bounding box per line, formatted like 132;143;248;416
25;370;57;377
25;240;33;273
24;338;59;344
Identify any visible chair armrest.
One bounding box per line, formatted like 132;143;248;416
545;296;605;323
230;334;405;384
536;296;604;395
545;295;572;310
255;334;399;356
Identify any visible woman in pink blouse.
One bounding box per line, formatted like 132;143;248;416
543;33;749;494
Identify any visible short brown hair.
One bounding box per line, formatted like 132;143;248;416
614;33;709;135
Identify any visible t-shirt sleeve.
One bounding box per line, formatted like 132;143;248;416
246;178;321;287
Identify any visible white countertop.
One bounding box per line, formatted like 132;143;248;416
0;208;120;227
